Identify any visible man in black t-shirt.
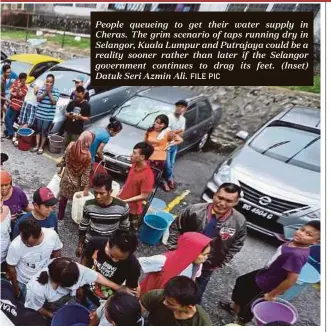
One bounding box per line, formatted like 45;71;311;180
82;229;141;307
70;75;90;101
64;85;91;147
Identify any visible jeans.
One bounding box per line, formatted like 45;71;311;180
165;145;178;181
195;269;213;304
4;106;19;137
18;281;27;301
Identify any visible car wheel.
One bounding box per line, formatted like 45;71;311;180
195;132;210;151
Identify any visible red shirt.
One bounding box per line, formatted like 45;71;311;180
119;163;154;215
10;79;28;111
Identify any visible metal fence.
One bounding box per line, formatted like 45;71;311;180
1;10;90;48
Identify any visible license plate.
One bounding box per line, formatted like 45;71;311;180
241;203;274;219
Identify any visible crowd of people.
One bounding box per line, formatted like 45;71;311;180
0;60;321;326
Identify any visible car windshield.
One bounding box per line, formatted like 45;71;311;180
10;61;32;75
249;123;320;172
31;66;90;97
113;96;173;130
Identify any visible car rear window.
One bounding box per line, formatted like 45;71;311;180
249;124;320;172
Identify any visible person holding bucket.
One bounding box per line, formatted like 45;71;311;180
24;257;126;320
139;232;211;296
31;74;60;155
57;131;94;221
219;220;320;325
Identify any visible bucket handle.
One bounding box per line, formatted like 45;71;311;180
251;297;298;325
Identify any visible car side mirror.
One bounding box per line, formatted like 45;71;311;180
89;89;96;97
236;130;249;141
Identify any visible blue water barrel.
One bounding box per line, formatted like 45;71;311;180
139;213;169;245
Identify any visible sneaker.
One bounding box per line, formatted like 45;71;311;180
168;180;175;190
30;147;39;153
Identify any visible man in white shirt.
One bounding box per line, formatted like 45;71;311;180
6;218;63;300
164;100;187;192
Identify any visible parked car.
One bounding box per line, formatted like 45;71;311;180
2;54;62;84
25;57;142;134
87;86;222;175
202;106;320;241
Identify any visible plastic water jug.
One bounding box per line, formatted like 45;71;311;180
47;174;61;198
71;191;94;224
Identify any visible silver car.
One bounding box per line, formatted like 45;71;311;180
202;106;320;241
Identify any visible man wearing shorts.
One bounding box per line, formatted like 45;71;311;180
31;74;59;155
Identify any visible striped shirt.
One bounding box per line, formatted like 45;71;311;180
79;197;130;242
10;79;28;111
35;86;60;121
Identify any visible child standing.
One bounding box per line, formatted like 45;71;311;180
219;220;320;324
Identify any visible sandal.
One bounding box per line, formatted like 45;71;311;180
30;147;39;152
37;148;44;155
218;300;236;316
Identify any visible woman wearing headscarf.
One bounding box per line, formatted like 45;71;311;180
1;201;11;271
57;131;94;221
138;232;211;296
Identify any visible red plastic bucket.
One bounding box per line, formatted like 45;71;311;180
251;297;298;326
17;128;35;151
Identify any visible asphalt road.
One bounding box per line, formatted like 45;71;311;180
2;139;320;326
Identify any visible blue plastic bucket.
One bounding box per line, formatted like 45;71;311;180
51;304;90;326
280;263;320;301
308;245;320;273
139;213;169;245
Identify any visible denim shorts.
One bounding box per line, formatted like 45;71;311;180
34;118;52;136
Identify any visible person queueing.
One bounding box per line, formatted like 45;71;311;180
14;84;40;147
0;170;33;229
70;75;89;101
76;173;130;259
167;183;246;303
31;74;60;155
139;232;211;297
89;116;123;163
81;230;141;309
144;114;182;189
4;73;28;140
63;85;91;147
219;220;320;325
24;257;125;321
6;219;63;300
141;276;212;326
13;187;58;239
57;131;94;221
1;64;12;124
164;100;187;191
118;142;155;231
1;202;11;273
89;291;145;326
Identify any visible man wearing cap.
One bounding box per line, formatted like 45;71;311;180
164;100;187;192
64;85;91;147
12;187;58;239
70;75;90;101
0;170;33;226
6;219;63;299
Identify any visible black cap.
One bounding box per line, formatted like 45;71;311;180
33;187;58;206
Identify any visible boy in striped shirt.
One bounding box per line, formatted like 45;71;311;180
3;73;28;139
31;74;60;155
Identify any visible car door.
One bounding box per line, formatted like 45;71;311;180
178;103;199;152
196;98;214;139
